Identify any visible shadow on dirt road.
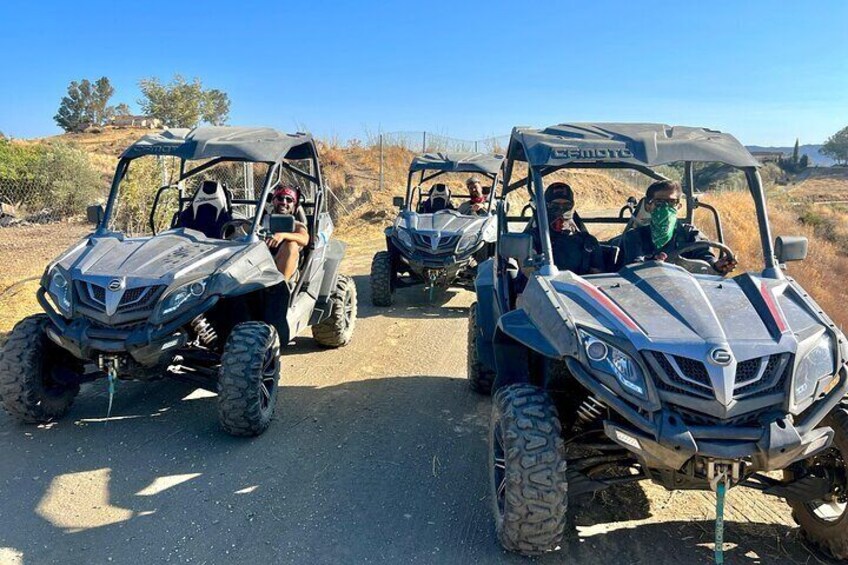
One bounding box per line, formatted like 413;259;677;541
0;373;832;564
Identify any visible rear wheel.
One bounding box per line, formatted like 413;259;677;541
0;314;80;423
217;322;280;437
785;402;848;560
467;302;494;395
491;383;568;555
312;274;357;348
370;251;394;306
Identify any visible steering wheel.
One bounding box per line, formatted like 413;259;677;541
664;240;736;275
220;219;253;240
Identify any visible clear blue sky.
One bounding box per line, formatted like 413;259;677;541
1;0;846;146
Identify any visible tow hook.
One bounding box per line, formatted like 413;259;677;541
97;355;121;421
707;460;740;565
426;270;437;302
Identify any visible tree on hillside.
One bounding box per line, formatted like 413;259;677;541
53;77;116;132
822;126;848;165
138;75;231;128
792;138;800;165
114;103;132;117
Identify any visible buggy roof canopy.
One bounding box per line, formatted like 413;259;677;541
409;152;505;175
121;126;315;163
508;123;759;169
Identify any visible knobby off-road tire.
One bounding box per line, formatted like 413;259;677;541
491;383;568;555
785;401;848;560
217;322;281;437
467;302;495;395
312;274;357;348
0;314;80;423
370;251;394;306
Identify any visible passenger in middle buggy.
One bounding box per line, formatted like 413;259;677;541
618;179;736;274
266;184;310;282
540;182;604;275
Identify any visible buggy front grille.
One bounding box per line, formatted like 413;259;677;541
411;233;459;254
75;282;166;315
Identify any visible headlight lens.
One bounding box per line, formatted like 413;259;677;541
47;270;72;314
159;279;208;318
794;333;836;403
395;227;413;248
456;232;480;254
579;329;648;399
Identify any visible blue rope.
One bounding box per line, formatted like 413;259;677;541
715;481;726;564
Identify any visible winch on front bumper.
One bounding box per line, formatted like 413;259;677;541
37;287;213;367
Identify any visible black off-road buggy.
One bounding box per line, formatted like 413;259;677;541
0;126;357;436
468;123;848;558
370;152;504;305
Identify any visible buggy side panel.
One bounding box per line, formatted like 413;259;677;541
474;258;498;372
308;238;347;326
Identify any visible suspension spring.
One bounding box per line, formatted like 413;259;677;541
190;315;218;347
576;395;606;426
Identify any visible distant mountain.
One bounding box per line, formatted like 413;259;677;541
745;144;835;166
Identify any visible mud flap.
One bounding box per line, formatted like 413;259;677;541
310;240;346;326
263;282;291;345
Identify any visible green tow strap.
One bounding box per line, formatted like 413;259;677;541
715;481;726;564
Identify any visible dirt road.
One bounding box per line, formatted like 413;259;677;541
0;239;835;564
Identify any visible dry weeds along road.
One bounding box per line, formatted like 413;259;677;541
0;239;836;564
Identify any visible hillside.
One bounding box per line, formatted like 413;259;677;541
746;144;834;166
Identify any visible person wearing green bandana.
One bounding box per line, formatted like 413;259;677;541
618;180;737;275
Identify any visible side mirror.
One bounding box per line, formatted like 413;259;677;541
775;235;808;263
269;214;295;233
392;196;405;208
86;204;104;225
499;233;533;264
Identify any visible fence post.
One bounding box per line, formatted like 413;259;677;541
379;134;384;193
422;131;427;153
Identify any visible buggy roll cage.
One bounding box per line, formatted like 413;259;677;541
500;123;778;277
402;152;506;214
95;127;325;243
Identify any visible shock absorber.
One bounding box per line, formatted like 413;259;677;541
576;395;606;426
190;315;218;347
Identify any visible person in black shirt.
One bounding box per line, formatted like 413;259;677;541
618;180;736;274
542;182;604;275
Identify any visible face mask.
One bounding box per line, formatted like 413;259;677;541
548;202;574;232
650;203;678;249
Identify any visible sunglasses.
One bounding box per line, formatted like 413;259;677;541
274;196;296;204
650;198;682;209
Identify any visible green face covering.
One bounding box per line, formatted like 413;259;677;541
650;203;678;249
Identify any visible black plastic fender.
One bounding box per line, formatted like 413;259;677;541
317;239;346;300
474;258;498;373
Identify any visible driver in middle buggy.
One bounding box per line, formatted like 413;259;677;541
266;184;310;282
618;180;736;274
457;176;489;216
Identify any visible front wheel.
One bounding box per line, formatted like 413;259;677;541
491;384;568;555
0;314;80;423
312;274;357;348
217;322;280;437
785;402;848;560
370;251;394;306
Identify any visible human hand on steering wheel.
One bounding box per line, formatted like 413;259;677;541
664;240;737;275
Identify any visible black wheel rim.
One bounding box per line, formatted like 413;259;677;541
259;346;279;412
343;290;354;327
803;447;848;523
493;419;507;517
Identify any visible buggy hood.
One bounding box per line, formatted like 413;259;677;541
400;210;491;236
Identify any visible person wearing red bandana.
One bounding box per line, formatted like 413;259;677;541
457;176;488;215
267;185;310;282
544;182;603;275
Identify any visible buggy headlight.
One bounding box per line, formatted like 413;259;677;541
47;270;72;315
794;333;836;403
456;232;480;254
395;227;413;248
158;279;208;319
579;329;648;399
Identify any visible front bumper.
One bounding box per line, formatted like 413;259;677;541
565;357;838;475
38;288;214;366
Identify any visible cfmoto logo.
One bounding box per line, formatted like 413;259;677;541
108;278;124;291
709;347;733;366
